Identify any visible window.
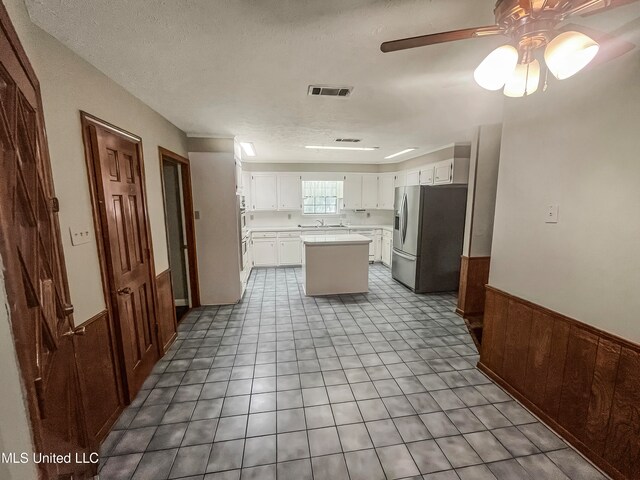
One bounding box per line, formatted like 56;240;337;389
302;180;343;215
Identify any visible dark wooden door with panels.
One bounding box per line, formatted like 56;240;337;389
81;113;161;401
0;2;94;478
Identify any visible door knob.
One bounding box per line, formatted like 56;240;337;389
62;326;86;337
117;287;132;295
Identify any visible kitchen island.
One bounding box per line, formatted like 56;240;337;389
301;234;372;295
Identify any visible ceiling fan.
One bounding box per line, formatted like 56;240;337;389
381;0;638;97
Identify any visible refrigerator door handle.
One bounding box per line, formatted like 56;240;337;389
402;193;408;244
393;249;415;261
398;199;404;247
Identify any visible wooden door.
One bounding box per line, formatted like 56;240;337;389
84;118;159;399
0;3;93;478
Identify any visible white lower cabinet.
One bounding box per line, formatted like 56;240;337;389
252;228;392;266
381;230;392;266
278;237;302;265
252;232;278;266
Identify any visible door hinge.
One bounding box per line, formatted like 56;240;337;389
50;197;60;213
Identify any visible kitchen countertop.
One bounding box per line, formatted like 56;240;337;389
249;225;393;233
301;234;372;246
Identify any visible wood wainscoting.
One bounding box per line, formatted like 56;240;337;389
456;256;491;318
157;269;178;353
479;286;640;480
75;311;124;445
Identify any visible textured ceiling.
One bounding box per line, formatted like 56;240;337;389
25;0;640;163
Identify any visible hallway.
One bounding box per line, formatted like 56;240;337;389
98;265;606;480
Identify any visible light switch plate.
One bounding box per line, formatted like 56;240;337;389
69;226;92;246
546;204;559;224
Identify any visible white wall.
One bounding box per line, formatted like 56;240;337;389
190;152;242;305
463;124;502;257
490;49;640;343
0;261;38;480
4;0;188;323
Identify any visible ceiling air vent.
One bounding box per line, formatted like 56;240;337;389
335;138;361;143
308;85;353;97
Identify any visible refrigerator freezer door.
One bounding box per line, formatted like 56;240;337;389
393;187;405;248
400;186;421;256
391;249;418;290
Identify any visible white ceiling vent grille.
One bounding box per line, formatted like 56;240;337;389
335;138;361;143
308;85;353;97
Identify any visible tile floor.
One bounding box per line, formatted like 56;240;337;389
99;265;608;480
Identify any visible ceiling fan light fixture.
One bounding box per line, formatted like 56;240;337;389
474;45;519;91
544;31;600;80
504;59;541;98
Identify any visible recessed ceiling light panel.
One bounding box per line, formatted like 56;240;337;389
240;142;256;157
384;148;417;160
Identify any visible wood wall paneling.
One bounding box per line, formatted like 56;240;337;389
557;327;599;439
456;256;491;317
523;310;554;408
75;310;124;444
479;286;640;480
156;269;177;353
605;347;640;478
502;300;533;392
585;338;621;457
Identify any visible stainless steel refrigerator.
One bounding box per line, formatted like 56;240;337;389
392;184;467;293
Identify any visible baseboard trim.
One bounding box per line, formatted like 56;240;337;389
480;286;640;480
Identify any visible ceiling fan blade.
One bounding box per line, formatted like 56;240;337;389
559;23;636;67
380;26;504;53
564;0;639;18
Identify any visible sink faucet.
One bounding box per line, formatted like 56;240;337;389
315;219;325;227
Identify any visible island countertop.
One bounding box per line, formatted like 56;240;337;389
300;234;372;246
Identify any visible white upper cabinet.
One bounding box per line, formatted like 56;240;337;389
235;159;243;194
361;174;379;209
242;172;252;209
406;169;420;186
342;174;363;210
433;158;470;185
394;171;407;188
420;165;435;185
277;174;302;211
251;173;278;210
378;174;395;210
434;160;453;184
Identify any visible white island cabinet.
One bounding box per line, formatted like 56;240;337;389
301;234;372;295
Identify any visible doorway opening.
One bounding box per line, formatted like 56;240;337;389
159;147;199;320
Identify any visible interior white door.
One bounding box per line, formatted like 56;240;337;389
251;174;278;210
278;174;302;210
361;175;379;209
343;174;363;210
